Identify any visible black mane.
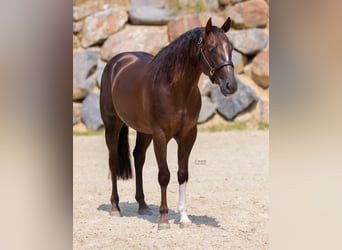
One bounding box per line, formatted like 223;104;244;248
151;27;204;84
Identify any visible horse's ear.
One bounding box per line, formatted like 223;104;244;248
205;17;212;35
221;17;231;33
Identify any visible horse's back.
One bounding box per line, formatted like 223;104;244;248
101;51;153;88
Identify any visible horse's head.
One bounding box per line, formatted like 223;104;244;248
199;17;237;96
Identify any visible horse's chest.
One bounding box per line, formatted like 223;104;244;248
166;107;198;131
154;90;201;134
172;98;200;125
175;109;193;122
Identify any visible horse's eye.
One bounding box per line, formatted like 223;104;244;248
208;47;215;53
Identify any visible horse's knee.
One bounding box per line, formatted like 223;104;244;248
177;169;188;184
158;168;170;186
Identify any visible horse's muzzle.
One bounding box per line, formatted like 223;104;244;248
219;80;237;96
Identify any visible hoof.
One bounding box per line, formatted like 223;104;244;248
110;210;121;217
180;221;192;229
138;208;153;216
157;222;170;230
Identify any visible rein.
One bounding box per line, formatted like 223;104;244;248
198;37;234;77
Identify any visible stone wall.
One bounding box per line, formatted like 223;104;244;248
73;0;269;132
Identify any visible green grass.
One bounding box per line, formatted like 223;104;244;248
258;122;269;130
73;128;105;136
198;122;247;132
193;1;206;11
177;0;206;12
73;122;269;136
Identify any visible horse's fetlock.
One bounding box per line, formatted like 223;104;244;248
177;169;188;184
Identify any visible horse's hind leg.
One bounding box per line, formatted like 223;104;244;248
104;117;124;216
133;132;152;215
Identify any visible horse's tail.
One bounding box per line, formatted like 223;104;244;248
117;124;132;180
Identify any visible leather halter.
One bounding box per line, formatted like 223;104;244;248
198;37;234;77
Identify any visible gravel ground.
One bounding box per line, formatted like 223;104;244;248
73;131;269;249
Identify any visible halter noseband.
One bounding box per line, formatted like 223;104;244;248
198;37;234;77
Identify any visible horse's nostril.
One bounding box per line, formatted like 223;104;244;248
226;82;231;92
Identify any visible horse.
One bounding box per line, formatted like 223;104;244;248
100;17;237;230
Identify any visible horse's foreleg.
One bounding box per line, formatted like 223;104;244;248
152;131;171;230
176;126;197;228
133;132;152;215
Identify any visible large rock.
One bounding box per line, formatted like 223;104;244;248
211;78;259;120
225;0;268;29
81;92;103;130
101;25;168;61
73;0;114;21
218;0;233;6
73;102;82;125
236;73;268;123
80;8;128;48
177;0;218;11
73;50;99;83
219;0;246;6
73;35;80;49
252;99;269;123
73;21;83;34
198;96;217;123
203;0;219;11
128;4;174;25
231;49;246;74
228;28;268;55
242;63;253;78
73;122;87;133
96;60;107;87
251;49;269;88
198;75;213;96
234;112;252;123
73;76;97;101
219;0;245;5
236;74;269;102
73;50;99;100
168;12;225;41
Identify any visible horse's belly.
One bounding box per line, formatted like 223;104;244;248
117;110;153;134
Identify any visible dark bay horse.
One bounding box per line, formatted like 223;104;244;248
100;17;237;230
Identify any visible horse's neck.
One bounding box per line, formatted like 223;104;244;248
152;33;203;96
181;66;202;87
173;62;202;100
175;49;202;94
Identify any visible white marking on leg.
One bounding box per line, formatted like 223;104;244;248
178;183;191;224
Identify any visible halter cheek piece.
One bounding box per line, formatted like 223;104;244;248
198;37;234;77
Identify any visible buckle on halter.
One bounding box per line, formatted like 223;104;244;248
210;69;215;76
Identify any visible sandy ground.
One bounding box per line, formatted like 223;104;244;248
73;131;269;249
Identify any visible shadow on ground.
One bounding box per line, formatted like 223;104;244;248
97;202;220;228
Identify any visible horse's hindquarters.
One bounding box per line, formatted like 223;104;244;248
109;53;154;134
